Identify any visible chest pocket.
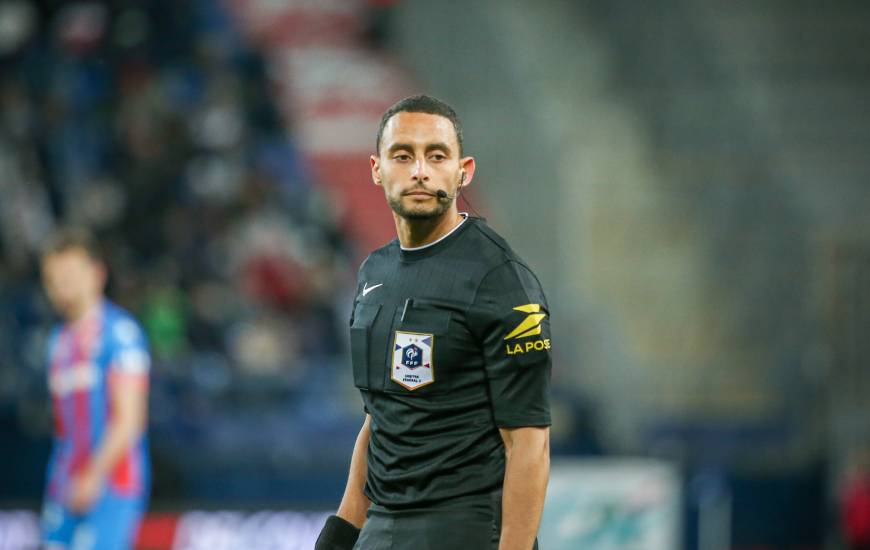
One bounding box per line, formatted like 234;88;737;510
350;303;382;389
384;303;452;394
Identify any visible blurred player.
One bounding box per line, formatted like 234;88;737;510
40;229;150;550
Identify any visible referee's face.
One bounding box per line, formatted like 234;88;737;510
372;112;465;220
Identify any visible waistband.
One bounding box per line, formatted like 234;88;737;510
369;489;503;518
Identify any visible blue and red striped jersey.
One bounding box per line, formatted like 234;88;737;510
45;300;150;501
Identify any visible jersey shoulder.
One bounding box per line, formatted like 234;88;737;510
102;301;151;374
357;238;400;279
102;301;148;350
463;218;549;303
464;217;533;271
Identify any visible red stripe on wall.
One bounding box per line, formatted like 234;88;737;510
310;153;396;254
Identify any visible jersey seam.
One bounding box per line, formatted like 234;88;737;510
468;220;514;257
466;222;546;305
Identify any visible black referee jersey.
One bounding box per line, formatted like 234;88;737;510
349;215;552;510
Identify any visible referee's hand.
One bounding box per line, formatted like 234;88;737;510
315;515;361;550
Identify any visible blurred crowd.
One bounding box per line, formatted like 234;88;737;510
0;0;361;503
0;0;602;508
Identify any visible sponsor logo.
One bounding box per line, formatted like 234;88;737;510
361;282;383;297
504;304;550;355
173;511;327;550
391;331;434;390
504;304;546;340
49;362;99;396
506;338;551;355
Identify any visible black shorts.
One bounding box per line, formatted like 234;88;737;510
353;491;539;550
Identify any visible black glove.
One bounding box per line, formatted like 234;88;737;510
314;515;361;550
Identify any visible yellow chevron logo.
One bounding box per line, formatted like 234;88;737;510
504;304;546;340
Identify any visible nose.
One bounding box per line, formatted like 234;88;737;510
411;159;429;182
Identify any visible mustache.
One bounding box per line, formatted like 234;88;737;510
402;185;437;196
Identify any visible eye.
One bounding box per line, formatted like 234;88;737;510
393;154;411;162
429;153;447;162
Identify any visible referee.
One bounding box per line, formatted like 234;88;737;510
316;95;551;550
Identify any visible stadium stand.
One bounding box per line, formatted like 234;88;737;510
0;0;410;511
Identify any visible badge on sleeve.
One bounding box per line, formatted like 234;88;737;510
391;331;435;390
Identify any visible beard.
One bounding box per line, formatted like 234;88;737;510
387;193;451;220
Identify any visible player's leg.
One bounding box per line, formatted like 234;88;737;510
79;490;146;550
42;498;78;549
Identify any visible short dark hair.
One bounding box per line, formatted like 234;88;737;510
41;227;103;261
376;94;464;156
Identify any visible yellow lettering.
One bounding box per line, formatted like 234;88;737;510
508;340;553;355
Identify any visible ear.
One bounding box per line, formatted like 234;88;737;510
371;155;382;186
459;156;476;188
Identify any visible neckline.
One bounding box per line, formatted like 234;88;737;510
67;299;104;331
400;213;469;252
398;213;472;261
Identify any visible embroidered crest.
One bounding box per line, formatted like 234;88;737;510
391;331;435;390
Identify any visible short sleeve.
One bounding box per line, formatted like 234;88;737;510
109;317;151;376
469;261;552;428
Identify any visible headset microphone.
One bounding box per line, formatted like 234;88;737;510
436;172;466;201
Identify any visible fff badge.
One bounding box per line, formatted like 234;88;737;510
391;331;434;390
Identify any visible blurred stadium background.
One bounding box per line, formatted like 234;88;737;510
1;0;869;549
